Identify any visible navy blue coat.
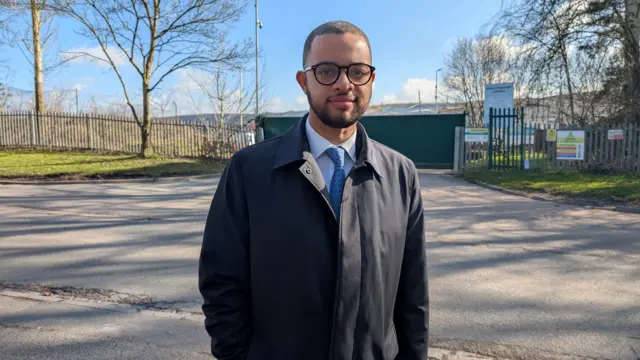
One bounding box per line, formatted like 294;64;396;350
199;114;429;360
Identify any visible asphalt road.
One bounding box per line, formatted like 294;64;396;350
0;172;638;360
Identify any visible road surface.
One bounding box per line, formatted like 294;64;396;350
0;172;638;360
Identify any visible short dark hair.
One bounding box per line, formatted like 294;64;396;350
302;21;372;68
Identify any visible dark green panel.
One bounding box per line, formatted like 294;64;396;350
261;116;298;140
260;113;465;169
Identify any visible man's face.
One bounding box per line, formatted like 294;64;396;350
296;33;375;129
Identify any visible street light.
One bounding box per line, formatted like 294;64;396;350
435;68;442;114
255;0;263;124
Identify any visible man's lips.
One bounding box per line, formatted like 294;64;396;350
329;95;355;110
329;95;355;103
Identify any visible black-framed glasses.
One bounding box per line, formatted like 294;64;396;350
304;62;375;86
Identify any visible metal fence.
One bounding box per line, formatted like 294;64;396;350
456;108;640;173
0;111;256;158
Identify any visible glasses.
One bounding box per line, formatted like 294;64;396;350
304;62;375;86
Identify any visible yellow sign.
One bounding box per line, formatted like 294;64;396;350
546;129;557;142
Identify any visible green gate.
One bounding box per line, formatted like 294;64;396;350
259;113;466;169
487;107;527;170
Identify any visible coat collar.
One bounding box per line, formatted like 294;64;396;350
272;113;383;178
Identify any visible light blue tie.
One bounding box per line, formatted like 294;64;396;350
326;146;346;218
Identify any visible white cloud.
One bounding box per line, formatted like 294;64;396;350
265;97;286;113
383;94;399;103
62;46;128;68
174;68;205;92
402;78;437;103
295;96;306;104
381;78;451;104
71;76;93;91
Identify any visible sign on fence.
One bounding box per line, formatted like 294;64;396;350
546;129;557;142
483;83;514;125
608;130;624;140
465;128;489;142
556;130;585;160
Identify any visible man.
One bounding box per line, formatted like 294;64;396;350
198;20;428;360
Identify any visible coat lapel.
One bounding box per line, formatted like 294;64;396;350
273;113;335;216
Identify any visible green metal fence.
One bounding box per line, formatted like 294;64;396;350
463;107;640;172
260;113;466;169
488;107;527;170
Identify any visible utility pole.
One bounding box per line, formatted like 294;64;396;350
418;90;422;113
255;0;262;124
240;66;243;124
75;88;79;113
435;68;442;114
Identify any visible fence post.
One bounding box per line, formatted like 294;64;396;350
86;114;93;149
453;126;464;172
520;107;525;170
488;108;493;169
255;126;264;143
29;111;36;146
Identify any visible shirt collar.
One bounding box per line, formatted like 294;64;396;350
305;117;357;162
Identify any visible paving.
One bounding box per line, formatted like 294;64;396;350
0;171;638;360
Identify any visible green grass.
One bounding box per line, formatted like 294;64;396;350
0;148;227;180
464;169;640;204
466;152;550;167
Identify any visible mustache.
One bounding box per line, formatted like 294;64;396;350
328;94;356;101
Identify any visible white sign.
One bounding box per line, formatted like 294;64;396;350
465;128;489;142
484;83;515;125
608;130;624;140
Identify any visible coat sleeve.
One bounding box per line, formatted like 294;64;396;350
199;154;252;360
394;165;429;360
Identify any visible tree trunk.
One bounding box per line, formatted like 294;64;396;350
30;0;44;114
560;42;577;126
139;2;158;158
626;0;640;123
140;80;153;157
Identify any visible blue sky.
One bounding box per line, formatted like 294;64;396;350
3;0;504;114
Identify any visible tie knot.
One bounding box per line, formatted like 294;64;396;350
325;146;345;168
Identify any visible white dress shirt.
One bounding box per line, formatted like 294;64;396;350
305;118;357;193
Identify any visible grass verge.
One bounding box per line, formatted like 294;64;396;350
0;148;227;180
463;169;640;205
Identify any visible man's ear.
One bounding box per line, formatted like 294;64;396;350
296;71;308;94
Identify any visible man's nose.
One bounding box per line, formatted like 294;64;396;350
333;69;354;91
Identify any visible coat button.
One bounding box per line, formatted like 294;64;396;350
305;168;312;174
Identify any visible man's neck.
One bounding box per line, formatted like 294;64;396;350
308;112;357;145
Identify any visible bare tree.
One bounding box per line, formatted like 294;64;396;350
497;0;590;125
0;73;9;111
150;93;174;119
444;33;511;126
51;0;252;157
172;57;266;157
0;0;68;114
581;0;640;122
187;64;266;125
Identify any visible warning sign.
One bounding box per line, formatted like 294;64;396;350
556;130;585;160
546;129;557;142
608;130;624;140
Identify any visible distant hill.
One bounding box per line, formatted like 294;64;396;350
263;101;466;118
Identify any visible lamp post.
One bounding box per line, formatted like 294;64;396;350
435;68;442;114
255;0;263;123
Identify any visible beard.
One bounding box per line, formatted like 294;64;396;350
306;91;367;129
